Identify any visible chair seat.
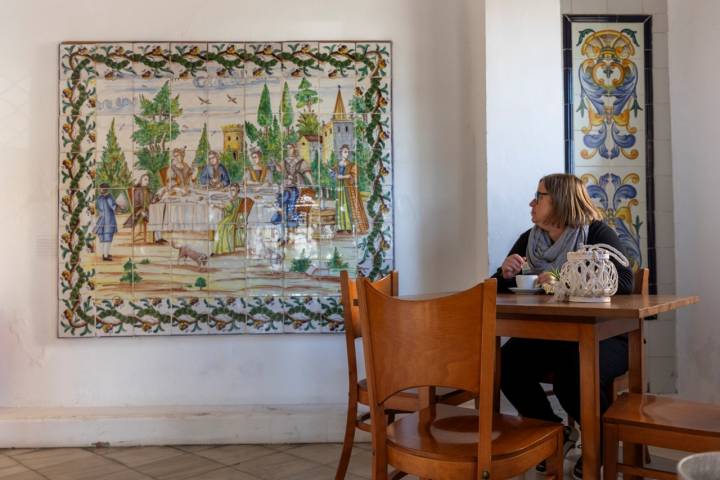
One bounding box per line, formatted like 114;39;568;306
604;393;720;437
357;379;473;411
386;404;562;461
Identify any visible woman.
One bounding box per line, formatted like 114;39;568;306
492;173;633;479
333;145;368;234
213;183;246;255
244;149;269;184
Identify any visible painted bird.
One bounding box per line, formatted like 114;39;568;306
216;68;227;78
328;69;339;78
354;86;364;97
226;94;238;104
262;45;273;55
291;69;303;78
141;70;152;79
198;97;210;105
253;68;263;77
179;70;190;80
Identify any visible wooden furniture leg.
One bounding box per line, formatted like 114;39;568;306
579;324;601;480
623;322;645;480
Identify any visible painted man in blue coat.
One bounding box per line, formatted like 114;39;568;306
198;150;230;189
94;183;117;261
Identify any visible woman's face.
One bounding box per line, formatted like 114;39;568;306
530;181;553;227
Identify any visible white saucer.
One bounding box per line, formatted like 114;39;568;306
509;287;544;294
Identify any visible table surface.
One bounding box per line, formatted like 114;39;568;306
394;292;699;319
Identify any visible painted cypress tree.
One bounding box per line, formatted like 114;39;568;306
193;123;209;166
281;81;294;132
97;118;133;191
257;83;272;131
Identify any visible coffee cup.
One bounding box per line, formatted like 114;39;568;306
515;274;538;289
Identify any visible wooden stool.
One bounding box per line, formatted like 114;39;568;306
603;393;720;479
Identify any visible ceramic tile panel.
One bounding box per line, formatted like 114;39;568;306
207;43;245;79
58;40;392;337
245;296;283;333
319;296;344;333
563;17;655;282
282;296;321;333
281;42;321;78
95;297;135;336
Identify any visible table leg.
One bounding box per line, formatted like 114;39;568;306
579;325;601;480
624;320;645;479
493;337;501;413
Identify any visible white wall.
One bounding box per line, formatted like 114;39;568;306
485;0;565;271
668;0;720;403
0;0;488;434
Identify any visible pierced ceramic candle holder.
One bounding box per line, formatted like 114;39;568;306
555;243;630;303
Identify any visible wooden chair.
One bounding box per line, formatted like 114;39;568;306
603;393;720;479
335;271;474;480
543;268;650;427
358;277;565;479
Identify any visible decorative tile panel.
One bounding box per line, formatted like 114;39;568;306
563;17;656;287
58;41;393;337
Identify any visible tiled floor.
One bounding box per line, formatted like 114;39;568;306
0;441;682;480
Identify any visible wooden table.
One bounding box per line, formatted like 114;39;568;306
397;292;699;480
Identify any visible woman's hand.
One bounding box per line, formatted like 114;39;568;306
537;272;553;285
501;254;526;279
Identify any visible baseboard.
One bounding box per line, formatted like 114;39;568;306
0;404;370;448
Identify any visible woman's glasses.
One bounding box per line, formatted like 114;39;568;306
534;191;550;202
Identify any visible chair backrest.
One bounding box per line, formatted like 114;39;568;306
339;270;398;339
358;277;496;404
634;268;649;295
358;277;497;474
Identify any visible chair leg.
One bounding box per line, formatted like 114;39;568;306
372;449;388;480
603;423;618;480
335;400;358;480
545;429;564;480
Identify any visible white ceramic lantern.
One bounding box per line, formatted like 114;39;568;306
556;243;630;303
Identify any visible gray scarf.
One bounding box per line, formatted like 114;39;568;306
525;225;589;274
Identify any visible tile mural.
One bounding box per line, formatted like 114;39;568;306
563;16;656;280
58;42;393;337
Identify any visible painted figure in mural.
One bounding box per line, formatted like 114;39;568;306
199;150;230;189
271;143;311;231
214;183;247;255
245;149;269;184
332;145;369;234
122;174;153;242
166;147;195;193
94;183;118;261
491;173;633;479
577;29;641;160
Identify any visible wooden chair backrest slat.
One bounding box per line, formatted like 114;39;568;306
358;278;497;405
340;270;398;339
634;268;650;295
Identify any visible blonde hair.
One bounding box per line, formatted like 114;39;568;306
540;173;603;228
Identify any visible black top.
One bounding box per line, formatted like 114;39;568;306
491;220;634;294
